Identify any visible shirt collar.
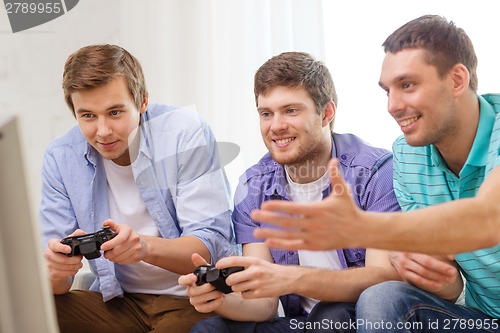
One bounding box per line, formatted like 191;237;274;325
464;95;496;167
84;143;98;166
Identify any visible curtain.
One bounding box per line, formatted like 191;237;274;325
120;0;325;190
0;0;325;204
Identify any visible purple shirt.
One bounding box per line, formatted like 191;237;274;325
232;133;400;317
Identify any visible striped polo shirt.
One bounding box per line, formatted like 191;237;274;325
392;94;500;318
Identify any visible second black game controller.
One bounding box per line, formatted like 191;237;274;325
194;265;244;294
60;226;117;260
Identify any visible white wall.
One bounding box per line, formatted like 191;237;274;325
323;0;500;150
1;1;499;222
0;0;325;218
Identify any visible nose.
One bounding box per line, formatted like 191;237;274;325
387;91;405;116
270;113;288;133
96;117;112;137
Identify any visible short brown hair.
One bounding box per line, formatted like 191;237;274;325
254;52;337;130
383;15;478;92
62;44;148;116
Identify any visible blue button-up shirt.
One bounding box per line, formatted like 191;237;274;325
232;133;400;317
40;103;235;301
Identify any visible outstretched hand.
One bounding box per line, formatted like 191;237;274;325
252;158;364;251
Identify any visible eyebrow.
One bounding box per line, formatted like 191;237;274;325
75;104;127;114
257;103;305;112
379;74;412;89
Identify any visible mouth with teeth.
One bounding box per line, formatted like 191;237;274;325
398;116;420;132
273;137;295;147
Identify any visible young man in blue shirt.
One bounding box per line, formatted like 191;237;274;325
252;16;500;331
41;44;235;333
179;52;401;333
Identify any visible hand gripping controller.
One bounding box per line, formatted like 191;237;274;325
60;226;117;260
193;265;244;294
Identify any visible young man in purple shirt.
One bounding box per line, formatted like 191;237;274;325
179;52;400;333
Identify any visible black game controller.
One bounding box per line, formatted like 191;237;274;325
194;265;244;294
60;226;117;260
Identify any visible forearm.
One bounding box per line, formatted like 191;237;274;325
363;197;500;254
214;293;278;322
142;235;210;275
51;276;73;295
290;266;400;302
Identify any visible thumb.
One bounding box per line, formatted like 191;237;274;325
69;229;87;237
328;158;351;198
191;253;210;267
102;219;118;232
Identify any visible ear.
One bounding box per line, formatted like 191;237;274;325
450;64;470;97
139;97;149;114
321;100;336;128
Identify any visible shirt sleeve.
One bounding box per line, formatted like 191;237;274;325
231;174;263;245
39;148;79;248
173;114;236;263
357;152;401;213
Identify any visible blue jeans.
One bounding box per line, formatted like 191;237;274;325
190;302;355;333
356;281;500;332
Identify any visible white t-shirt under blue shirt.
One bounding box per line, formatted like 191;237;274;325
103;158;186;297
285;167;343;314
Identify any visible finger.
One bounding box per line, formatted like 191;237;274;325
400;269;447;291
103;240;133;262
230;279;256;294
105;246;141;264
100;224;131;251
45;247;83;266
49;259;83;272
264;238;318;251
187;280;218;297
49;238;72;255
191;293;225;313
178;273;197;287
410;253;457;277
45;252;83;278
251;210;303;231
191;253;210;267
216;255;258;269
102;219;117;231
398;257;457;284
70;229;87;237
255;201;315;219
443;254;455;261
447;254;455;261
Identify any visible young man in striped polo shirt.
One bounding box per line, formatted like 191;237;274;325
252;15;500;331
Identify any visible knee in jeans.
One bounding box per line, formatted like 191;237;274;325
190;316;227;333
308;302;354;323
358;281;410;310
